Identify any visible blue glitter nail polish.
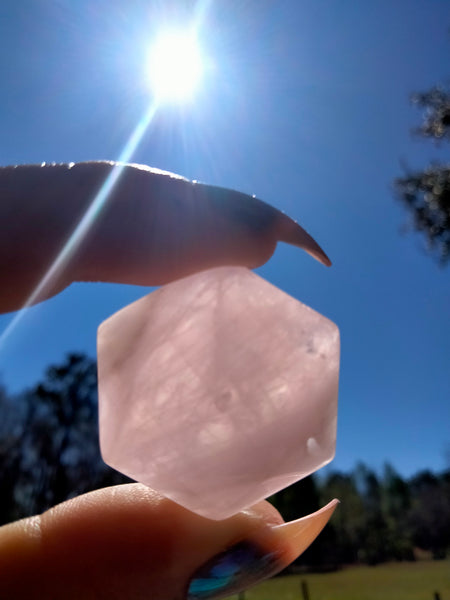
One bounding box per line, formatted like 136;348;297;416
187;541;281;600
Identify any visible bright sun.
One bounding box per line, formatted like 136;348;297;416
148;30;204;102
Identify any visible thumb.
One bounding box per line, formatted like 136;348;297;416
0;483;337;600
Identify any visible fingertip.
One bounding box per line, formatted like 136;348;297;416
275;212;332;267
0;487;287;600
271;499;339;563
243;500;285;527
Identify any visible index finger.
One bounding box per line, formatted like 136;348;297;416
0;161;330;313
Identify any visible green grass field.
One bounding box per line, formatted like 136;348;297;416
230;560;450;600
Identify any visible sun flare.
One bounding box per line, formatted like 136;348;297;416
148;30;203;102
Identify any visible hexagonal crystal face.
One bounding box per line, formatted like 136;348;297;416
98;267;339;519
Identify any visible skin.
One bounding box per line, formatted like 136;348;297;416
0;162;330;313
0;486;285;600
0;162;333;599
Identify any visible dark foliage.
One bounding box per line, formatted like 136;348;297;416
270;461;449;569
408;470;450;559
396;164;450;264
395;85;450;264
411;87;450;142
0;353;131;525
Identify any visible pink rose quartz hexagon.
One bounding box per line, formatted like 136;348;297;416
97;266;339;519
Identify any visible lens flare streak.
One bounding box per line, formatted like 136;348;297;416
0;102;159;349
0;0;212;350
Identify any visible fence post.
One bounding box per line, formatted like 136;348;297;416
433;592;441;600
300;580;310;600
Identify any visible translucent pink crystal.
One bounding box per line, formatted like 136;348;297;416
97;266;339;519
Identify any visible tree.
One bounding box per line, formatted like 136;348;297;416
411;87;450;141
319;471;366;566
4;353;131;521
395;85;450;264
0;385;25;524
381;463;414;561
408;470;450;559
353;463;392;565
270;475;324;568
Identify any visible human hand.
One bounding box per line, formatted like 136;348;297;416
0;161;336;599
0;161;330;314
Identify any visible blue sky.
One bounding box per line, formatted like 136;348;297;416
0;0;449;478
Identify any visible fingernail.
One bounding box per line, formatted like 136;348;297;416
186;499;339;600
272;499;339;563
276;212;332;267
186;540;283;600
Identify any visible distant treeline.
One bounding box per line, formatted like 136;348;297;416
1;353;449;568
270;462;450;569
